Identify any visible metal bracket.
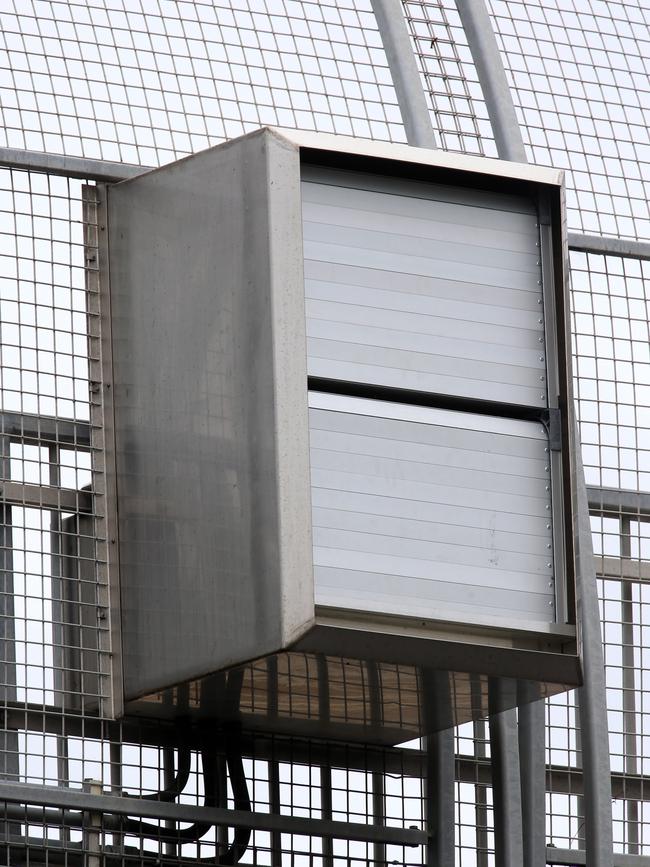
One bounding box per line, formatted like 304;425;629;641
545;408;562;452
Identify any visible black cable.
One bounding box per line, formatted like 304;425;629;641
217;726;252;865
119;671;253;862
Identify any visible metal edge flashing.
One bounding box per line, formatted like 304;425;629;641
546;179;579;636
294;623;580;685
539;181;577;633
262;131;317;649
0;130;562;190
312;605;577;643
275;126;563;187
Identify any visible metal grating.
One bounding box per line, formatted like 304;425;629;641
0;0;407;165
487;0;650;240
0;1;650;866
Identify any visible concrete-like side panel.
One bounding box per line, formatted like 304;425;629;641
106;129;314;700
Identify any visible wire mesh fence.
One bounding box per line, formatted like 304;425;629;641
486;0;650;241
0;1;650;865
0;0;407;164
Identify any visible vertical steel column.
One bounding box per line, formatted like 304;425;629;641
0;435;20;847
473;717;490;867
48;440;71;849
367;662;386;867
82;778;103;867
317;656;334;867
425;730;455;866
574;444;614;866
266;658;283;867
421;671;455;866
370;0;438;148
620;517;639;853
518;692;546;867
455;0;527;162
488;683;523;867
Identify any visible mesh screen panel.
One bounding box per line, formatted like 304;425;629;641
487;0;650;240
0;0;406;165
1;1;650;865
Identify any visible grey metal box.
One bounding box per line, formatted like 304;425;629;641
101;127;579;741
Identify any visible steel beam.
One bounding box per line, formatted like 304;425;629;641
568;232;650;261
545;849;650;867
0;412;91;448
455;0;527;162
587;486;650;517
0;147;149;182
575;443;614;866
370;0;438;148
0;780;426;847
0;481;91;513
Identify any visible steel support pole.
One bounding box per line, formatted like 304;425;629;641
421;671;455;866
488;684;523;867
455;0;527;162
473;717;490;867
575;441;614;866
0;436;21;845
425;730;455;866
82;779;103;867
371;0;438;149
518;692;547;867
620;518;639;854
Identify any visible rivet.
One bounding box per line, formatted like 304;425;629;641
545;504;550;510
546;524;551;529
547;563;552;568
545;485;550;491
548;600;554;606
538;318;543;324
547;543;552;549
539;356;544;362
538;336;543;342
545;466;549;471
